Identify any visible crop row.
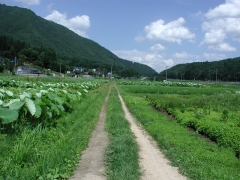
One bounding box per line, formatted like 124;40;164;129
117;80;203;87
119;90;240;180
149;94;240;157
0;80;100;132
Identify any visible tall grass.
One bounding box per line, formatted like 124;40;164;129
105;86;140;180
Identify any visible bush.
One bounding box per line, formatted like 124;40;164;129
0;65;4;73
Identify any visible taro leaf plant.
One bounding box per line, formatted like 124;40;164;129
0;80;97;133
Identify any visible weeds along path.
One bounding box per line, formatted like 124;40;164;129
69;87;111;180
116;88;187;180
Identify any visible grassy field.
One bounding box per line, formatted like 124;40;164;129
1;76;240;179
118;82;240;180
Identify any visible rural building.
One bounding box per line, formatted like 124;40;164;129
16;66;41;75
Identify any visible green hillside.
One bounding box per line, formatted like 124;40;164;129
158;57;240;81
0;4;157;76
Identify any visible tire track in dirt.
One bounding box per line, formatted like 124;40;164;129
117;88;187;180
69;87;111;180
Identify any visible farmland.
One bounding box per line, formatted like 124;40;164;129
118;80;240;180
0;76;109;179
1;76;240;179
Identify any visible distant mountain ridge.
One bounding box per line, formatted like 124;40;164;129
0;4;157;76
158;57;240;81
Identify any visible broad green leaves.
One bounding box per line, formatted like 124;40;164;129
0;108;18;124
0;80;100;126
26;98;36;116
9;100;25;110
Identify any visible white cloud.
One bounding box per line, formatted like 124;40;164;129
195;11;203;16
205;0;240;19
172;52;200;60
201;0;240;50
14;0;40;5
144;53;174;71
111;49;174;72
150;44;166;51
142;17;195;44
173;52;189;59
201;29;226;45
209;43;237;51
134;35;144;43
112;49;228;73
45;10;90;38
203;53;226;60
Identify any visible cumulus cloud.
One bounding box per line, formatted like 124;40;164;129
150;44;166;51
172;52;199;59
205;0;240;19
45;10;90;38
112;49;228;73
203;53;226;60
201;29;226;45
209;43;237;52
141;17;195;44
145;53;174;71
14;0;40;5
112;49;174;72
201;0;240;51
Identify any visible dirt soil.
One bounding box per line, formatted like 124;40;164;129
117;91;187;180
69;87;187;180
69;89;110;180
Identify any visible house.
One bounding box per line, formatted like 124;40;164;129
16;66;41;75
107;72;112;77
66;72;76;77
73;66;83;72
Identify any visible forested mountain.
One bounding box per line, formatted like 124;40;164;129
158;57;240;81
0;4;157;76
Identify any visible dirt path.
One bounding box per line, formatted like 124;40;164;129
70;86;187;180
117;89;187;180
69;88;110;180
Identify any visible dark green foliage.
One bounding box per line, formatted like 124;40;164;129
158;57;240;81
0;64;4;72
0;34;59;71
0;4;157;76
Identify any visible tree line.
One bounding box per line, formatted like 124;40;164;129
158;58;240;82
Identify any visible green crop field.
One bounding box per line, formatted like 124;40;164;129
1;76;240;179
117;80;240;180
0;76;109;179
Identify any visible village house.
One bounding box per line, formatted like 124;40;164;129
16;66;41;75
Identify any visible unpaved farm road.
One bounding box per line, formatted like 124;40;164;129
69;87;187;180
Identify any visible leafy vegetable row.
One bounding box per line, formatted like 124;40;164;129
117;80;203;87
0;81;100;132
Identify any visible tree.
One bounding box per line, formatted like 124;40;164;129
18;48;38;64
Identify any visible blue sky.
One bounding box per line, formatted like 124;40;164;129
1;0;240;73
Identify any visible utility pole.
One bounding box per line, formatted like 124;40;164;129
111;58;115;81
110;63;112;81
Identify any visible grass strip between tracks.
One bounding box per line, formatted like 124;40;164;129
105;86;140;180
